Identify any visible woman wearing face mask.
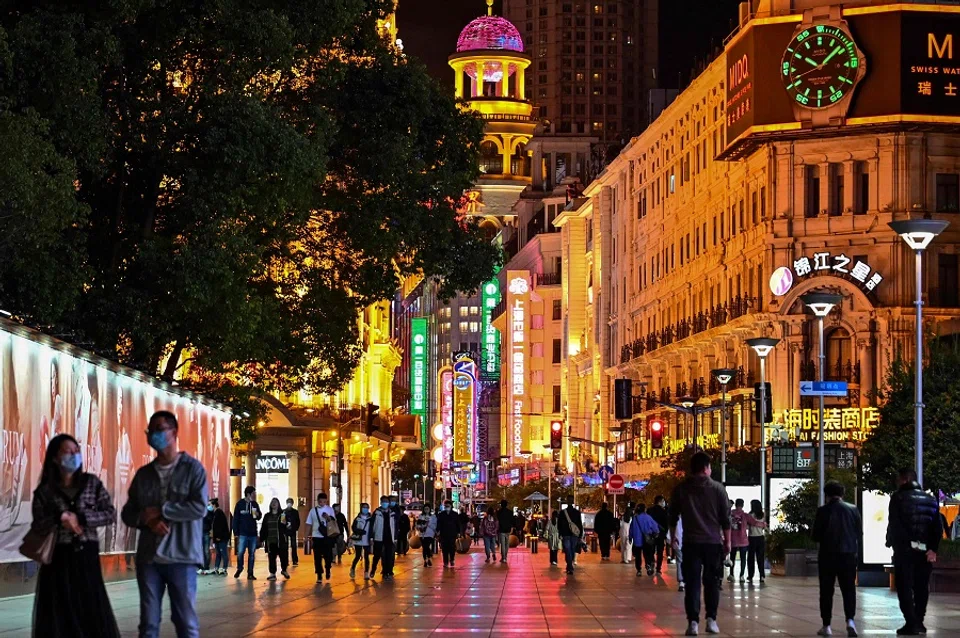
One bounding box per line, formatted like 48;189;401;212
30;433;120;637
259;498;290;581
416;505;438;567
349;503;373;579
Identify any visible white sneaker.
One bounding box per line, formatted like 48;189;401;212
678;583;685;592
196;569;203;575
817;628;833;637
685;621;699;636
846;619;858;637
705;618;719;634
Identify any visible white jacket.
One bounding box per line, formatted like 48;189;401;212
371;507;397;543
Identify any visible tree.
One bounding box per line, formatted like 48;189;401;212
0;2;499;431
860;336;960;495
776;466;858;534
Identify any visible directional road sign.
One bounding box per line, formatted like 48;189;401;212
606;474;625;495
799;380;848;397
598;465;614;481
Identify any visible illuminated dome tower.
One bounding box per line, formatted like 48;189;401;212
450;0;535;234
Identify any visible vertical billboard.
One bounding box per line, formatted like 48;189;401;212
438;366;454;482
0;323;231;562
506;271;531;457
480;278;501;381
409;318;428;445
452;355;477;463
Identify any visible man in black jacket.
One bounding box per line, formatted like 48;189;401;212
437;500;462;568
283;498;300;566
497;500;514;563
557;496;584;574
594;502;615;560
813;480;862;638
886;469;943;635
648;495;670;574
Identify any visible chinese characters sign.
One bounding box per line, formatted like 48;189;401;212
480;278;501;381
410;318;428;444
637;433;720;461
770;251;883;296
780;407;880;443
438;366;453;476
507;270;531;457
452;355;477;463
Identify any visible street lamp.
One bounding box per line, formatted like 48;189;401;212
746;337;779;515
800;292;843;506
680;396;696;450
889;219;950;487
712;368;737;484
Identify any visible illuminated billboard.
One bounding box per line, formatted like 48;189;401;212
480;278;501;381
506;270;531;457
410;318;428;444
452;355;478;463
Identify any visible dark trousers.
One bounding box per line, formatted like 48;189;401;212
730;545;748;578
267;542;289;575
312;537;334;577
598;534;611;558
818;552;857;626
654;536;666;571
201;533;211;570
894;549;933;628
287;532;298;565
681;542;723;622
351;545;371;573
747;536;765;580
370;541;395;577
422;537;435;561
635;542;655;572
440;536;457;565
549;548;559;564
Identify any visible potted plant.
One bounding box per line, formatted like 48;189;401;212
931;539;960;593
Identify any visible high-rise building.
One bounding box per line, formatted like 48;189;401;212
502;0;659;141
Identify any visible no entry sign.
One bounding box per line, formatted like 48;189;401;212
606;474;625;494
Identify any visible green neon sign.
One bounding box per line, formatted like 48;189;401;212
410;317;428;445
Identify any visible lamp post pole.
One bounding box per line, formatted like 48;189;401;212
889;219;950;487
712;369;735;485
747;338;779;516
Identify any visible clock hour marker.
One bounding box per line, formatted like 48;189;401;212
840;76;853;84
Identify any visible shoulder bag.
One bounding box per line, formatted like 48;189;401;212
19;527;56;565
563;508;581;537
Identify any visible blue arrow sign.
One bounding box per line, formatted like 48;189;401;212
799;380;848;397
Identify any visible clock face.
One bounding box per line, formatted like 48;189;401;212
781;25;861;109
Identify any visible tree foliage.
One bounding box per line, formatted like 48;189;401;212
861;336;960;495
0;2;499;427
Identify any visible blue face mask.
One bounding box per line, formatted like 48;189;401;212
206;504;214;512
59;453;82;473
361;507;370;514
148;430;169;452
381;502;389;510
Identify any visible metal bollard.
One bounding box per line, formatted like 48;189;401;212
531;538;538;554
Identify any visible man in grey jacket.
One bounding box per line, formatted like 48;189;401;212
122;411;208;638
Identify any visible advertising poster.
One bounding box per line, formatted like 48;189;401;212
0;325;231;562
862;490;894;565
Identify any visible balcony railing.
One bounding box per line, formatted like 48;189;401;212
801;360;861;384
620;295;757;364
535;271;562;286
628;365;756;416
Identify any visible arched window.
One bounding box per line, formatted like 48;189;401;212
479;140;503;175
511;142;530;176
826;327;852;381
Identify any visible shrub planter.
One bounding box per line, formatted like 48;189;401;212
784;548;807;576
931;560;960;593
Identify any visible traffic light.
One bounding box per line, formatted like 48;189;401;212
753;383;773;423
550;419;563;450
614;379;633;420
650;418;664;450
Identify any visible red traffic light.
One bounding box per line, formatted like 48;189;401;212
651;420;663;432
551;420;563;432
550;420;563;450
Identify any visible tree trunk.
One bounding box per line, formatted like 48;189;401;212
162;340;183;381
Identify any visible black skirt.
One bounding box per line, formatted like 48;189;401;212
33;541;121;638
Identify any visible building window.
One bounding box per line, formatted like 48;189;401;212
936;173;959;212
532;314;544;329
854;162;869;214
553;299;562;320
829;163;844;216
805;165;821;218
532;342;544;357
553;385;562;413
938;253;959;307
458;321;468;333
459;306;469;317
552;338;562;363
826;328;852;381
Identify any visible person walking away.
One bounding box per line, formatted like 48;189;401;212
546;510;562;566
209;499;229;575
437;500;462;568
305;492;337;583
886;469;942;635
232;486;261;579
369;496;397;580
497;500;513;563
458;507;470;536
648;495;670;574
471;513;482;545
349;503;373;578
122;411;207;638
812;481;861;637
30;434;121;638
482;507;499;562
282;498;300;566
394;500;411;557
620;507;634;564
417;504;438;567
728;499;765;583
259;498;290;581
629;503;661;576
594;502;615;560
333;503;349;564
746;500;767;583
200;499;215;575
668;451;731;637
672;516;686;592
558;496;584;574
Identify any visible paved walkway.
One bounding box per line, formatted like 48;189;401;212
1;546;957;636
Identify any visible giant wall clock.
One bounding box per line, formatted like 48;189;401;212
780;24;864;109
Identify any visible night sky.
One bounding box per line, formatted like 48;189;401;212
397;0;741;91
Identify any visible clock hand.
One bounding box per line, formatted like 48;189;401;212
803;56;819;67
821;46;843;67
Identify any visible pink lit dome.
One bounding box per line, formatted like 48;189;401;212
456;16;524;54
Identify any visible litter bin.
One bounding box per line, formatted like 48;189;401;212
530;538;539;554
784;548;807;577
590;536;598;553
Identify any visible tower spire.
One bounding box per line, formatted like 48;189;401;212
487;0;494;16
